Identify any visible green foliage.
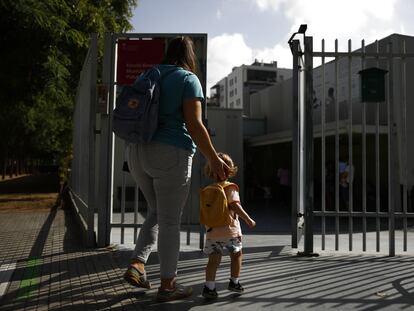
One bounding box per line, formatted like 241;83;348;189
0;0;137;163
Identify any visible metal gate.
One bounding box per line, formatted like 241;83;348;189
69;34;98;247
290;25;414;256
96;33;208;248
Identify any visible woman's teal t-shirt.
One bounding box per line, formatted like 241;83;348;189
152;64;204;154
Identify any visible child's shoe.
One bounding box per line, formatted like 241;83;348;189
202;285;218;299
228;279;244;293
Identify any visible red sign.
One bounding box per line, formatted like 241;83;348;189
116;39;165;85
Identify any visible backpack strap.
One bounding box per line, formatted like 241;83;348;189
136;66;177;84
158;66;178;82
218;181;239;192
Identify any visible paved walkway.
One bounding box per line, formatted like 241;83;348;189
1;203;414;311
0;172;413;311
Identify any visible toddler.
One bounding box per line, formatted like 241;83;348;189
202;152;256;299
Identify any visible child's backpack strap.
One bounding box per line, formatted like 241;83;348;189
218;181;239;192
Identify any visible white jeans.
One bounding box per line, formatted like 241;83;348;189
127;142;193;279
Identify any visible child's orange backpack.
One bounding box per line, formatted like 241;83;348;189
199;181;238;228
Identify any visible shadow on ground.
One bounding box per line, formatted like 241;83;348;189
0;173;60;194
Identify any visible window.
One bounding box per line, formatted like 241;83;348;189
236;99;241;106
234;76;237;83
229;79;234;86
230;102;234;108
247;69;276;82
235;88;237;95
229;90;234;97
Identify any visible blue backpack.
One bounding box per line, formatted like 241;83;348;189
112;66;175;143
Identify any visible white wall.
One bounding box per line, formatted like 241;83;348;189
206;107;244;198
250;79;293;133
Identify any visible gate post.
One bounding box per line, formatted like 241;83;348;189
291;39;300;248
97;32;114;247
299;35;318;256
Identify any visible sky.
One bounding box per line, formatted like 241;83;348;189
131;0;414;95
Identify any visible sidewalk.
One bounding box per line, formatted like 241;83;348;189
1;204;414;310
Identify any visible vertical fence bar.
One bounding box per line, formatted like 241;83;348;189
401;40;408;252
375;40;381;252
387;42;396;257
291;39;300;249
361;48;367;252
321;39;326;250
335;39;340;251
362;45;367;252
347;39;353;251
303;36;314;255
361;39;367;252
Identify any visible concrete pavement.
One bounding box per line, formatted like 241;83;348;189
1;204;414;310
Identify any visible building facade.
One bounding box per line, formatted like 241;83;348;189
247;33;414;210
209;60;292;116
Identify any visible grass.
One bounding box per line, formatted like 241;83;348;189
0;193;58;213
0;173;60;213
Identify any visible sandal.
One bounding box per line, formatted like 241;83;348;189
123;265;152;289
155;283;192;302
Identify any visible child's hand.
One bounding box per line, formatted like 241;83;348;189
246;218;256;228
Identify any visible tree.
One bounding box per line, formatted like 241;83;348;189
0;0;137;174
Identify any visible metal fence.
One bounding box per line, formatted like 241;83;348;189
69;34;98;247
291;28;414;256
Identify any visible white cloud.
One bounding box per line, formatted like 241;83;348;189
286;0;397;48
207;33;294;95
207;33;253;93
254;44;292;69
253;0;399;50
207;33;294;93
255;0;285;11
207;0;407;94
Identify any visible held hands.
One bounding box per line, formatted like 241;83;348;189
209;155;230;181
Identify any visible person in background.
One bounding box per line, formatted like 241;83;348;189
339;158;354;210
123;36;229;302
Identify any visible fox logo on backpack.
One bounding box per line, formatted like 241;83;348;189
199;182;238;228
112;66;176;143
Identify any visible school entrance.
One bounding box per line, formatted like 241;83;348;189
289;25;414;256
69;33;208;248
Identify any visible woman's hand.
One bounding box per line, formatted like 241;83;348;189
208;155;230;182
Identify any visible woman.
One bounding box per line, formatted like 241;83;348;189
123;36;228;302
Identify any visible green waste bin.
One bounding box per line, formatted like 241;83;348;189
358;67;388;102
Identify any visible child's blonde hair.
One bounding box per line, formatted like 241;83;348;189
204;152;238;181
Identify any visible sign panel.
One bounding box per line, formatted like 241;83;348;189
116;39;165;85
115;35;208;99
